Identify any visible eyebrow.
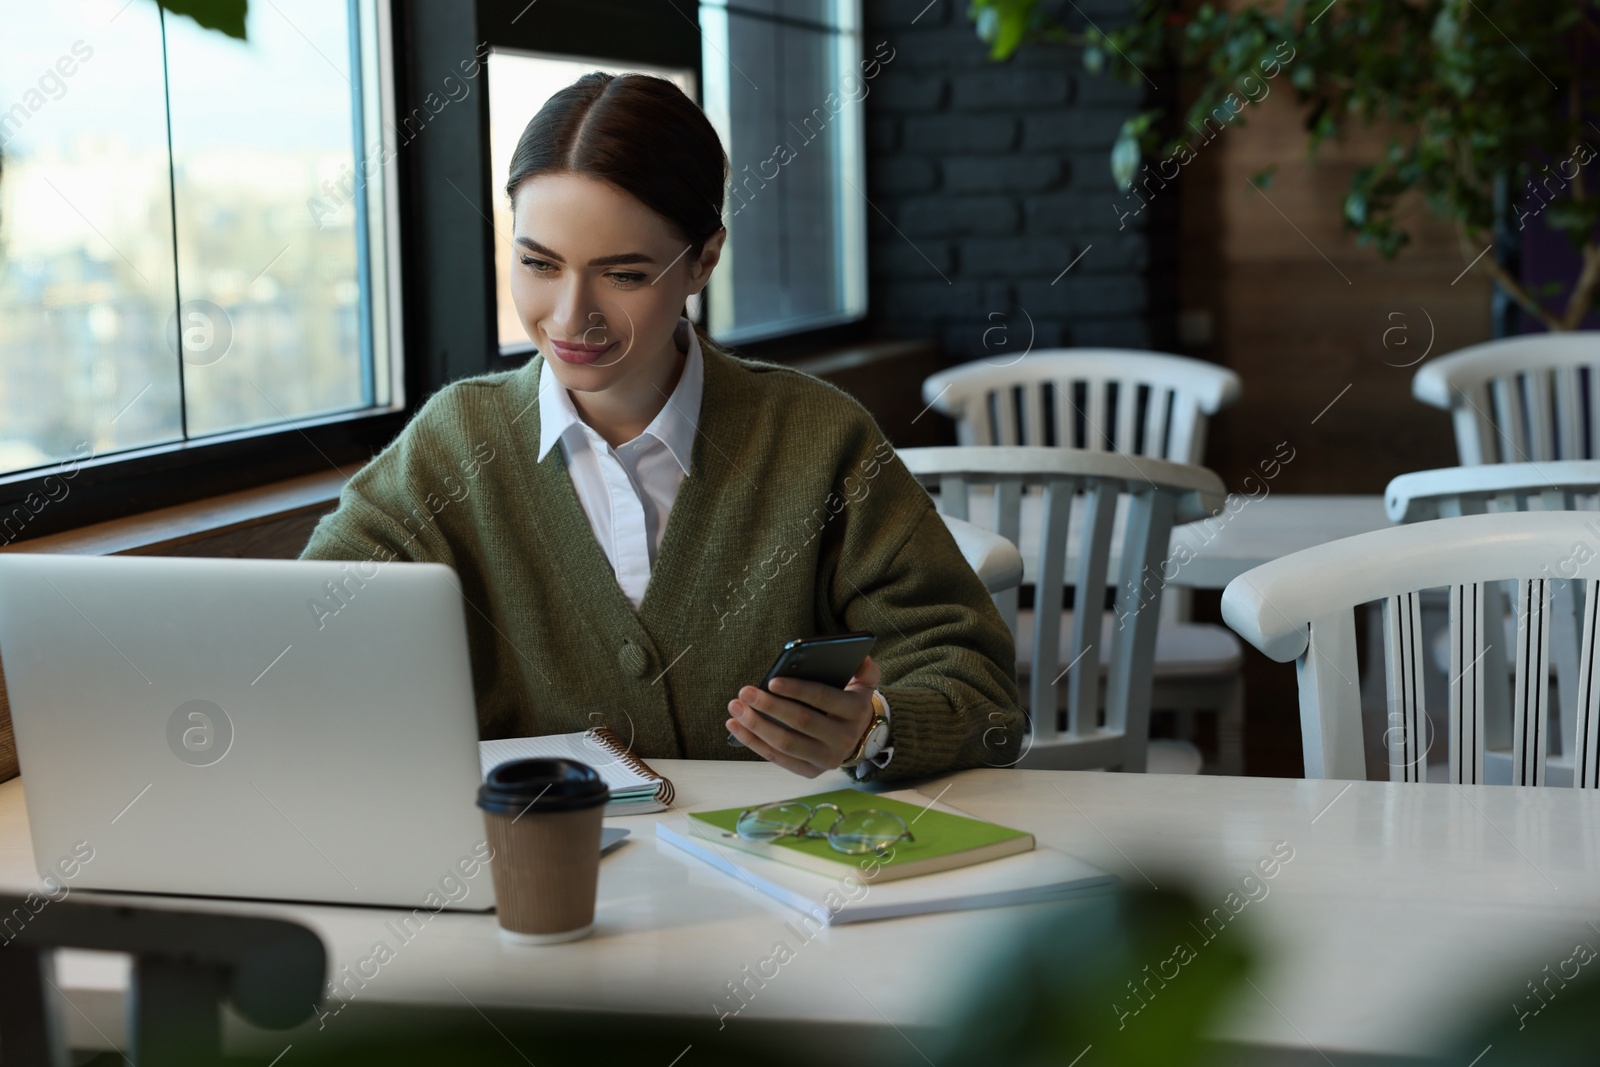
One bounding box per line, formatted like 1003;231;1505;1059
514;237;657;267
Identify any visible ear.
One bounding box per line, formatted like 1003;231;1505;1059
688;226;727;293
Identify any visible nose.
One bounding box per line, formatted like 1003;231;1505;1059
550;277;606;344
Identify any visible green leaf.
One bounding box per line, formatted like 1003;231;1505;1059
993;15;1027;60
1251;166;1276;190
1345;187;1368;227
974;6;1000;43
1430;7;1460;50
1111;126;1142;192
158;0;248;40
968;0;1035;60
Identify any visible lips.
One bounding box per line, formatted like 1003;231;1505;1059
548;338;618;366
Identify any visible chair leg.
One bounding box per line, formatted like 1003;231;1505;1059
0;942;71;1067
131;957;223;1066
1217;676;1246;777
1149;676;1246;776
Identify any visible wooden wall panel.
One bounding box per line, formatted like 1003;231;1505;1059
1184;91;1494;494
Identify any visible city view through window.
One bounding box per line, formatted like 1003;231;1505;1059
0;0;392;479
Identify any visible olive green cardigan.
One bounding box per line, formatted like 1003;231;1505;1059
298;345;1022;782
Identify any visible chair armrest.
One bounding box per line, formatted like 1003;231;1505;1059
939;514;1024;594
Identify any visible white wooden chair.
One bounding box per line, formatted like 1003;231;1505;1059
899;446;1226;773
1221;512;1600;787
1384;461;1600;785
1412;332;1600;465
920;350;1247;773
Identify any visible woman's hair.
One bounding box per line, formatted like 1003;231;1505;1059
505;71;733;360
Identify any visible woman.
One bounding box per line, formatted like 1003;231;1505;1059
299;72;1022;782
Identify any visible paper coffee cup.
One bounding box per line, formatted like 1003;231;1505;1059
477;758;609;944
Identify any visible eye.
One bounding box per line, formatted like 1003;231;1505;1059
609;272;647;286
519;255;555;273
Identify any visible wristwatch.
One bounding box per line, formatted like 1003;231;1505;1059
841;691;891;769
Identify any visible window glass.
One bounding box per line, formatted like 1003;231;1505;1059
0;0;396;480
0;1;180;472
163;0;377;436
699;0;866;343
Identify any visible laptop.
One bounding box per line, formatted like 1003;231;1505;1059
0;553;506;911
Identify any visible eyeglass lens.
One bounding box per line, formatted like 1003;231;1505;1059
829;809;909;854
735;801;815;840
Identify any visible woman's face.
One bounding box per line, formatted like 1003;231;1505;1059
509;172;722;398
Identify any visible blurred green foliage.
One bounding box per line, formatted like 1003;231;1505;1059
931;886;1255;1067
155;0;248;40
967;1;1600;331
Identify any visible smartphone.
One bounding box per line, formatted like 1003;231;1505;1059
727;632;877;747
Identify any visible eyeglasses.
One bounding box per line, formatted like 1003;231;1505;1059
729;800;914;856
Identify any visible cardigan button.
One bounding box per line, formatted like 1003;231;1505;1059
618;641;651;680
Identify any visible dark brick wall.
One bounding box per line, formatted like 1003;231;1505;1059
863;1;1168;363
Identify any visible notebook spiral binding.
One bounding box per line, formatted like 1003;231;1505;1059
587;726;675;807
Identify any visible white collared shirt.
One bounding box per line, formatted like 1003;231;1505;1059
537;317;703;610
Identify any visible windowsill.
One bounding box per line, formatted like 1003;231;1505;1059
789;338;939;377
0;466;360;558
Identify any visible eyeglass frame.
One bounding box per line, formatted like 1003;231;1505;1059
730;800;915;856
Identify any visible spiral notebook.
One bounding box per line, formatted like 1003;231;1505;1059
478;727;675;815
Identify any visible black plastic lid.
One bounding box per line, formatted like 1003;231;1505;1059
477;758;610;815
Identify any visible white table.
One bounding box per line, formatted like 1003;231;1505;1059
1163;493;1391;589
4;759;1598;1062
979;492;1390;590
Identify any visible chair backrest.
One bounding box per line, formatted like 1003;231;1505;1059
1385;461;1600;775
921;349;1241;464
1221;512;1600;788
1412;333;1600;464
898;446;1224;771
0;895;324;1065
1385;459;1600;523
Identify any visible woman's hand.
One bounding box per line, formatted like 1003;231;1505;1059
725;655;882;777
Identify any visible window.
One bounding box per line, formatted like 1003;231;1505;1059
699;0;867;344
0;0;399;487
482;0;866;357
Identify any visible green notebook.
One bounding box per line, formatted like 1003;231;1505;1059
686;788;1034;883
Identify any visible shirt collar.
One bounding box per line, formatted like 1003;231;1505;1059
537;316;704;475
